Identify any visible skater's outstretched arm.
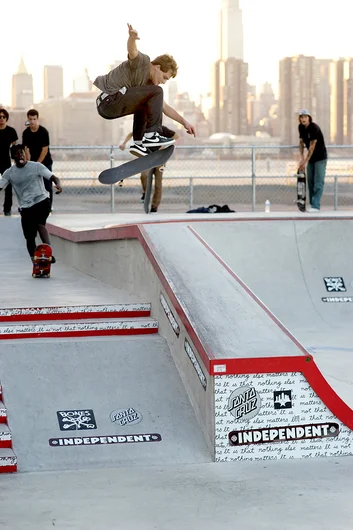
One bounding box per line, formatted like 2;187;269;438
162;102;196;137
127;23;140;60
119;132;133;150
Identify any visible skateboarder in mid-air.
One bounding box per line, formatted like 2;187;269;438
94;23;196;157
0;144;62;261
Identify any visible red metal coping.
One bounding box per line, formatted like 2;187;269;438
0;310;150;323
47;219;353;430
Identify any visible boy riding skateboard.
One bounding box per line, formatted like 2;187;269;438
0;144;62;262
94;23;195;157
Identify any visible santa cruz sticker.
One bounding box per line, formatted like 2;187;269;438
110;407;143;427
228;386;261;421
49;433;162;446
228;422;339;446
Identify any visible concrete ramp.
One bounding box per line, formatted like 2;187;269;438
192;219;353;409
0;335;210;471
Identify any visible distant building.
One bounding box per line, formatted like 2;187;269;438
44;65;63;100
279;55;318;144
12;58;33;110
212;58;248;135
35;92;132;146
167;80;178;107
219;0;243;61
73;69;92;93
316;60;331;141
211;0;247;135
329;58;353;144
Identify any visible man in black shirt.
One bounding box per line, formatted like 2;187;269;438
298;109;327;212
22;109;54;210
0;109;18;215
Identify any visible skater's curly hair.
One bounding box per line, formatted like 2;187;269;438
10;144;25;159
151;54;178;77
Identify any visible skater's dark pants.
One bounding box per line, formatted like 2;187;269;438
21;198;51;256
96;85;164;141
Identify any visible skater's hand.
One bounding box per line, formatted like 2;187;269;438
298;159;306;172
127;24;140;40
119;143;126;151
183;120;196;137
54;184;62;194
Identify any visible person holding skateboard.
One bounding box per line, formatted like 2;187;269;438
0;144;62;261
119;125;178;212
94;23;195;157
298;109;327;212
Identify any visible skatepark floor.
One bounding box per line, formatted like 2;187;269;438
1;457;353;530
1;215;353;529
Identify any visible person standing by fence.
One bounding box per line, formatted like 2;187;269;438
298;109;327;212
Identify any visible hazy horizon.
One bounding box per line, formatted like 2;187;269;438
2;0;353;106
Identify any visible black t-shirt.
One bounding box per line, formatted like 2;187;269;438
22;125;53;169
298;122;327;163
0;126;18;172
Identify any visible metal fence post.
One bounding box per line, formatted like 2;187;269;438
251;147;256;211
189;178;194;210
334;175;338;211
110;146;115;213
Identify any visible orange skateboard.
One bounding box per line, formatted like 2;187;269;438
32;244;52;278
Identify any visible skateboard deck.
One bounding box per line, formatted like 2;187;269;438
98;145;174;185
32;244;52;278
296;170;306;212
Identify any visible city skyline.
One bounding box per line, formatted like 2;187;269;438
2;0;353;106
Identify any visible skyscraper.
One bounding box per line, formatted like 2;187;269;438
279;55;318;144
44;65;63;100
219;0;243;61
330;58;353;144
212;0;247;135
12;58;33;110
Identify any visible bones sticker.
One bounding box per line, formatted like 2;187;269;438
57;410;97;431
323;277;346;292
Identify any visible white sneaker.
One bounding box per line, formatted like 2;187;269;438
129;143;149;157
307;207;320;213
143;132;175;148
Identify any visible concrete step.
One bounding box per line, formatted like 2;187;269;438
0;401;6;423
0;448;17;473
0;424;12;448
0;317;159;340
0;303;151;322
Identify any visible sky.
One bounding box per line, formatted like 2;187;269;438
2;0;353;106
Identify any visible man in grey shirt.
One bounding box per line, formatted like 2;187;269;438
0;144;62;261
94;23;196;157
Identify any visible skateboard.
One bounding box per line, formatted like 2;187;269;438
296;170;307;212
32;244;52;278
98;145;174;213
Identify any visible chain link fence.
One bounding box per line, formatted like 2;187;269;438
48;145;353;213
